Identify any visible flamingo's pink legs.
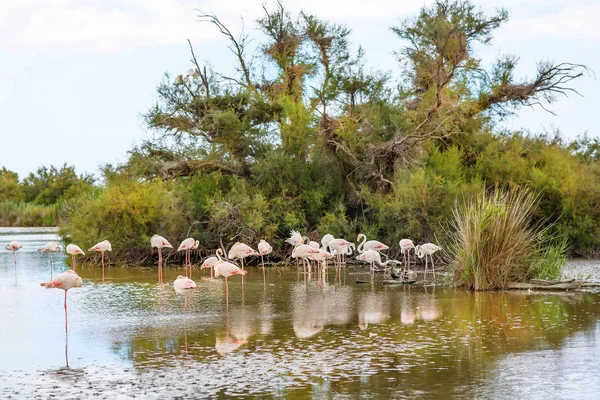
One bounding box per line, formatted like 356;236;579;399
261;255;266;291
101;251;105;283
225;276;229;306
50;253;53;279
64;290;68;332
158;248;163;283
13;252;17;284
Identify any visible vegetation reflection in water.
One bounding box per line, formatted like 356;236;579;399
79;267;600;397
1;251;600;398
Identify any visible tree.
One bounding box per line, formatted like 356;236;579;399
0;168;23;203
22;164;94;205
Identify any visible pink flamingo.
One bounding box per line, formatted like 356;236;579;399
214;260;247;305
285;230;304;247
4;241;22;283
292;244;320;275
228;242;258;270
258;240;273;288
357;234;389;254
201;248;224;279
40;269;83;332
173;274;198;311
321;234;335;252
88;240;111;283
328;238;352;266
66;244;85;272
415;243;442;281
399;239;416;279
39;241;61;278
151;235;173;283
177;238;196;277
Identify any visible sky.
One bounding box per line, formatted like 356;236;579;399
0;0;598;178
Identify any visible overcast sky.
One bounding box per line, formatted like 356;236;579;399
1;0;598;178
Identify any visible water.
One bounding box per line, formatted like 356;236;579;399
1;228;599;399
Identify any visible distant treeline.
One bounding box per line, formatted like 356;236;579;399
0;165;93;227
6;1;600;262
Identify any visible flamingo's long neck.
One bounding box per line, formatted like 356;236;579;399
357;235;366;253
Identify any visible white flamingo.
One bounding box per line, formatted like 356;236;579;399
39;241;61;279
357;234;389;254
415;243;442;281
151;235;172;283
399;239;416;278
66;244;85;272
40;269;83;332
177;238;196;277
88;240;112;283
228;242;258;270
321;234;335;252
4;241;22;283
201;248;224;279
214;260;248;305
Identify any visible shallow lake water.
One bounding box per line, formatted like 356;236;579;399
1;228;599;399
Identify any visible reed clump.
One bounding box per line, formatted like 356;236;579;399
448;188;566;290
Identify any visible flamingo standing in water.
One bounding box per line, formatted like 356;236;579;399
328;238;352;266
257;240;272;268
214;260;248;305
286;230;304;247
201;248;224;279
415;243;442;281
228;242;258;270
88;240;111;283
66;244;85;272
151;235;173;283
399;239;416;279
4;241;22;283
40;269;83;332
39;241;61;278
292;244;320;275
173;274;198;310
258;240;272;288
177;238;196;277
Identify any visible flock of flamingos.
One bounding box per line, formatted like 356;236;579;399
2;231;442;332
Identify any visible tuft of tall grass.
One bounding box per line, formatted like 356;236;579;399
447;188;567;290
0;201;58;227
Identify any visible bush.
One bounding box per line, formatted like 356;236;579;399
447;188;567;290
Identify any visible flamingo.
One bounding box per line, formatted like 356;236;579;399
321;234;335;252
399;239;416;279
151;235;173;283
227;242;258;270
66;244;85;272
328;238;352;266
173;274;198;311
356;249;401;282
292;244;320;275
177;238;196;277
214;260;248;305
4;241;22;283
357;234;389;254
258;240;272;288
88;240;111;283
286;230;304;247
201;248;224;279
39;241;61;278
415;243;442;281
40;269;83;332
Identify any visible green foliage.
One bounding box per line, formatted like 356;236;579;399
447;188;567;290
0;168;23;203
60;179;186;260
22;164;94;205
